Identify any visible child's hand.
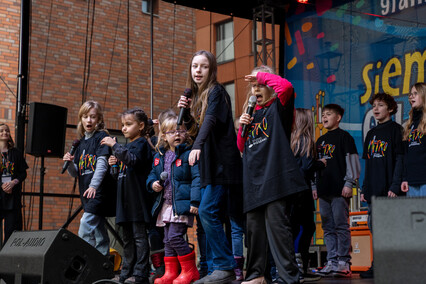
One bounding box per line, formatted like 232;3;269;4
190;206;198;215
388;191;397;198
83;187;96;199
63;152;74;161
101;136;116;148
239;113;253;126
244;73;258;82
360;193;366;202
152;181;163;192
108;155;118;166
312;189;318;200
401;181;409;192
319;158;327;167
178;95;192;109
341;186;352;198
189;149;201;166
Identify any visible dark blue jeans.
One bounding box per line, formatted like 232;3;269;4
199;184;234;271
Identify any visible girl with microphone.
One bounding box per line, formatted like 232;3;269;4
101;107;153;284
62;101;116;256
146;115;201;284
237;66;307;284
178;50;242;284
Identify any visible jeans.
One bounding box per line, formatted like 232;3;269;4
319;196;351;263
121;221;150;279
199;184;234;271
230;216;245;257
196;215;208;272
78;212;110;255
407;184;426;197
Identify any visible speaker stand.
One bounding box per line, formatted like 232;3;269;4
38;156;45;230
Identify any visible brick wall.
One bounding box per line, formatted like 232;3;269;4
1;0;196;240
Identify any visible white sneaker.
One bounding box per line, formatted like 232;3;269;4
332;261;352;277
315;261;338;276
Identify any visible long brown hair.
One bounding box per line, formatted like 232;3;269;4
241;65;275;114
291;108;315;158
77;101;108;138
403;83;426;140
0;123;14;149
186;50;218;128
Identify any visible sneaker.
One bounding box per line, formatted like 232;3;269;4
332;261;351;278
315;261;338;276
204;269;236;284
302;272;321;282
359;266;374;278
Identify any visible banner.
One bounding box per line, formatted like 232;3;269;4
285;0;426;184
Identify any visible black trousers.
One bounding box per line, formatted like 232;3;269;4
245;198;299;284
0;208;23;245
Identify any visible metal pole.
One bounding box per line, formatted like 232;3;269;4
150;0;154;118
15;0;30;151
39;156;45;230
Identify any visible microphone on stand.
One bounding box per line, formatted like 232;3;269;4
159;171;168;187
177;88;192;130
61;139;80;174
241;95;257;138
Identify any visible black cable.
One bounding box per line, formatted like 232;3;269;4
84;0;96;99
170;3;176;106
126;0;130;109
39;0;54;102
81;0;91;103
103;0;123;108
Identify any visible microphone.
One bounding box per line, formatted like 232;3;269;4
61;139;80;174
177;88;192;129
159;171;168;187
241;95;257;138
111;137;119;175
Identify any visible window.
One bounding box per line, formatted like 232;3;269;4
142;0;158;15
224;82;236;118
216;21;234;63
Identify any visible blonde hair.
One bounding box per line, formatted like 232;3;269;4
0;123;14;149
155;116;192;155
291;108;315;158
77;101;108;138
241;65;275;113
186;50;218;129
403;83;426;140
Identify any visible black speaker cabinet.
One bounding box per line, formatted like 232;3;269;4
26;102;67;158
372;197;426;284
0;229;114;284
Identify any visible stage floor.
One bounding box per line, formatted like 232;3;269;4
316;274;374;283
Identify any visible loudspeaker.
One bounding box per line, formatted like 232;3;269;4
0;229;114;284
26;102;67;157
372;196;426;284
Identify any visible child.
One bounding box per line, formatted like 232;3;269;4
146;116;201;284
178;50;242;284
0;123;28;245
63;100;116;255
290;108;326;281
401;83;426;196
237;66;307;284
315;104;360;278
101;107;153;284
359;93;403;279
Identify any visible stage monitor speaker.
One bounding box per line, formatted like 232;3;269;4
26;102;67;158
0;229;114;284
372;196;426;284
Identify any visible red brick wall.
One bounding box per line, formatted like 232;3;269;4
1;0;196;238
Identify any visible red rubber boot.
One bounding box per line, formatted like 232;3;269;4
173;251;200;284
154;256;180;284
